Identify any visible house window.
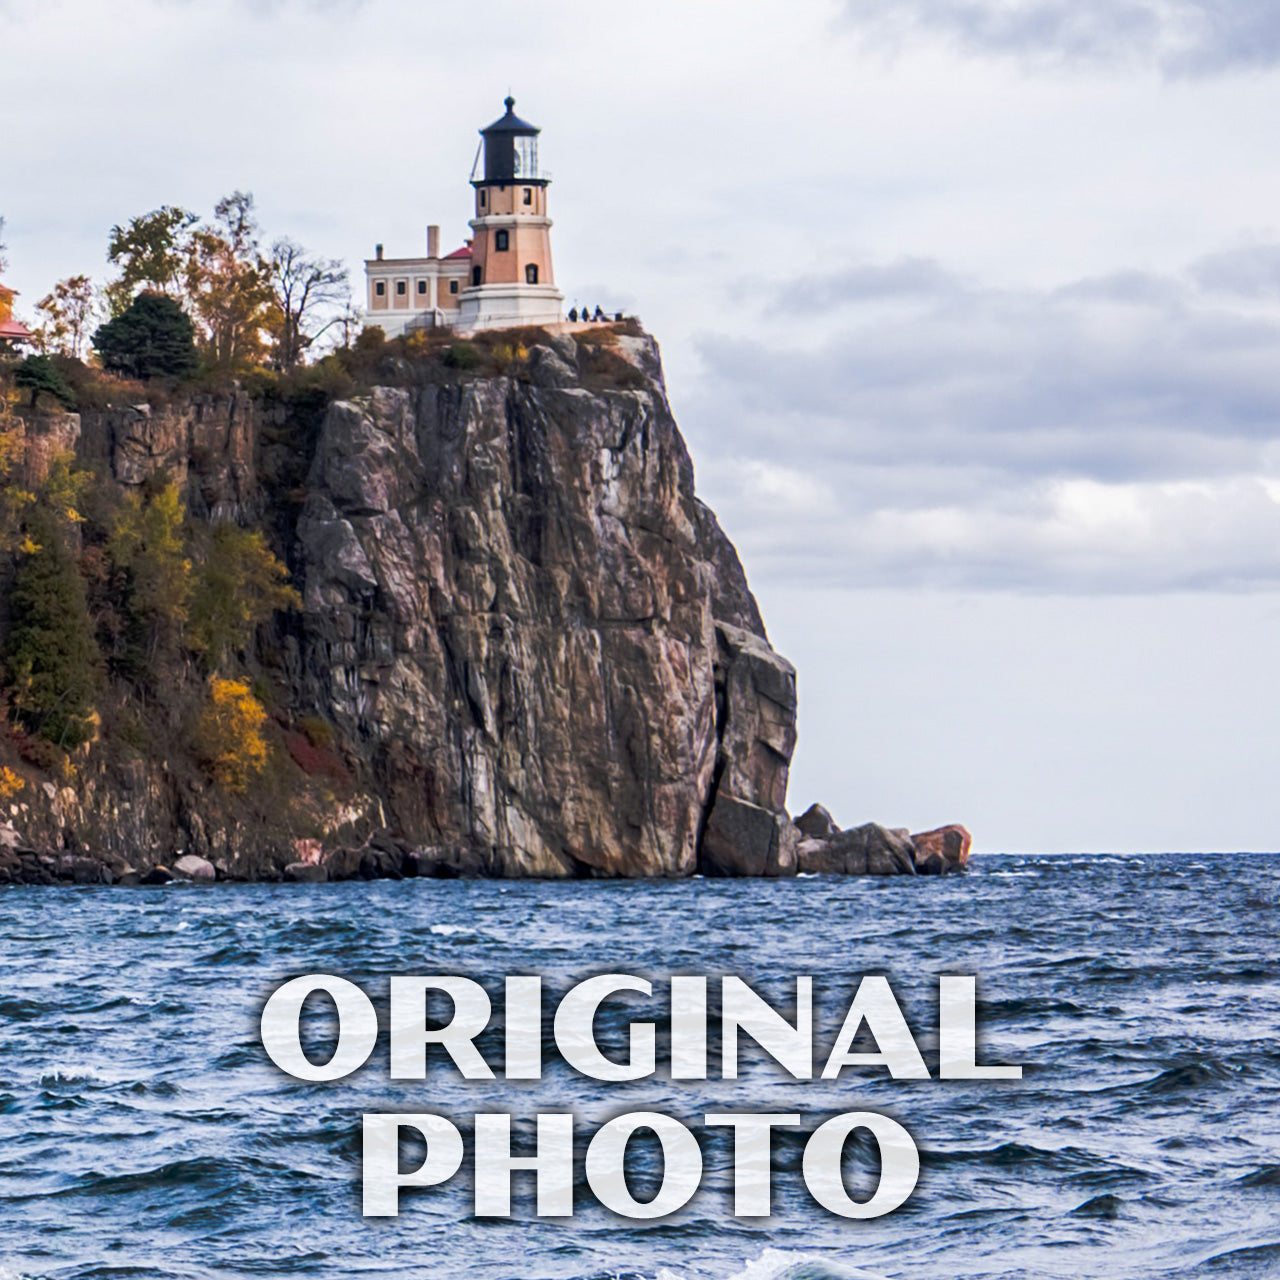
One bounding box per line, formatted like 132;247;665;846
396;281;406;295
417;280;427;295
450;280;459;294
472;266;482;287
375;281;385;296
525;264;539;284
495;230;509;252
523;188;532;206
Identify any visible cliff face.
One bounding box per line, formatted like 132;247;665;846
2;329;799;880
293;334;793;877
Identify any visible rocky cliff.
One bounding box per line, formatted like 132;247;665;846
1;327;812;881
1;326;970;884
289;332;794;877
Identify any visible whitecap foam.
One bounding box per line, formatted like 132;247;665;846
718;1247;892;1280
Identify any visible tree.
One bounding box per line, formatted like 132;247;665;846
194;676;268;791
93;292;198;380
34;275;98;359
3;510;99;748
0;382;32;554
186;192;273;371
0;215;8;274
190;523;300;669
13;355;76;410
108;479;192;659
105;205;197;314
267;238;349;369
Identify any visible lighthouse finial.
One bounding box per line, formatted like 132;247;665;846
504;94;515;113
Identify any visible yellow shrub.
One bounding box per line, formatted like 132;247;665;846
0;766;24;802
195;676;269;792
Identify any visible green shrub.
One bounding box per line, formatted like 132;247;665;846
443;341;480;370
298;714;334;749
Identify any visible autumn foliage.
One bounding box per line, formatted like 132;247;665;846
195;677;269;792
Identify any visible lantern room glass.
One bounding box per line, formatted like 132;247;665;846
512;135;538;179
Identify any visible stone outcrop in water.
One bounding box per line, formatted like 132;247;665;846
793;818;972;877
0;325;970;884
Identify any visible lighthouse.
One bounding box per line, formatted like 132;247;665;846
362;97;565;335
457;97;565;330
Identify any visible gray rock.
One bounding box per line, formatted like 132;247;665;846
173;854;216;883
795;803;838;841
524;343;579;388
284;861;328;883
701;794;798;878
322;845;404;881
796;823;918;876
49;855;113;885
709;623;797;815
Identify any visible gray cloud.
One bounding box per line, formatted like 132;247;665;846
1191;245;1280;298
840;0;1280;76
686;250;1280;592
774;257;967;312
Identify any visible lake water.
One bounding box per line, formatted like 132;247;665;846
1;853;1277;1280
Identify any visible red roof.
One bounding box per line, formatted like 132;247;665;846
0;317;33;341
443;243;472;260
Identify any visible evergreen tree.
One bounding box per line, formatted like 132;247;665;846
93;292;198;380
13;355;75;410
4;512;99;748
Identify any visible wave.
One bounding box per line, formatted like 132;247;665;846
1196;1240;1280;1275
657;1249;892;1280
1069;1192;1123;1218
0;997;46;1021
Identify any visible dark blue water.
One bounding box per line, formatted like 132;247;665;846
1;854;1277;1280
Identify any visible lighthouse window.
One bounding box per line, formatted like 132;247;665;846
396;281;406;296
523;188;532;206
479;191;487;209
526;264;539;284
472;266;482;286
375;282;385;297
450;280;459;294
495;230;509;252
417;280;427;295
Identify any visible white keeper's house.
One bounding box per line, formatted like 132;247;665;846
363;97;565;335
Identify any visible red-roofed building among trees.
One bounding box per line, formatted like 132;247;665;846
0;281;34;348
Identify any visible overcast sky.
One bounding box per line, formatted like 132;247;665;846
5;0;1280;852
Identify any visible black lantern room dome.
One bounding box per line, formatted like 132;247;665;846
474;96;546;185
